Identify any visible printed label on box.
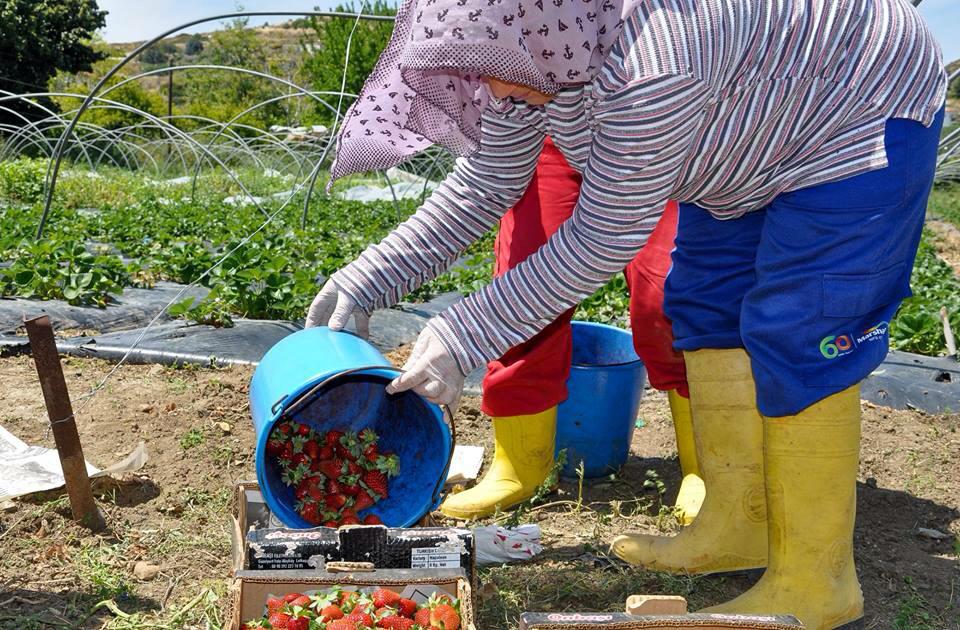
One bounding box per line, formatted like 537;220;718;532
410;547;462;569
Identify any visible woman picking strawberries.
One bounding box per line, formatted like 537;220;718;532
307;0;946;627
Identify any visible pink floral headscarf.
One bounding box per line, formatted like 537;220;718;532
329;0;635;183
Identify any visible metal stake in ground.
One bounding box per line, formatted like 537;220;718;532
24;315;106;531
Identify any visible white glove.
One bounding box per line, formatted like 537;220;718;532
305;280;370;338
386;326;464;414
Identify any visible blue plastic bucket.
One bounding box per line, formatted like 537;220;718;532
556;321;646;479
249;327;452;529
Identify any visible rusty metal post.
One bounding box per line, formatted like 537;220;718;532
24;315;105;531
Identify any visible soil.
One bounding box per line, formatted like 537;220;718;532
0;351;957;628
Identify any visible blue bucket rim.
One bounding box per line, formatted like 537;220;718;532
569;320;643;370
255;364;454;529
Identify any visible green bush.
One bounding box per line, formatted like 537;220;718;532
0;158;48;203
303;1;396;119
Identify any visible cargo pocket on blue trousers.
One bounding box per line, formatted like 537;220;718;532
804;262;910;388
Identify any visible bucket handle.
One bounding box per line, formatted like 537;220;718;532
277;365;458;517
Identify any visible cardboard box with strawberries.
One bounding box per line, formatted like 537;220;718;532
230;568;475;630
231;481;476;583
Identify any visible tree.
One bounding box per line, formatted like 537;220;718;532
185;34;205;56
49;43;165;131
302;2;396;121
0;0;106;126
140;41;177;68
177;17;286;132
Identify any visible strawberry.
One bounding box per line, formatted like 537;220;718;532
362;470;389;498
326;479;343;495
341;514;361;525
266;596;286;614
286;616;309;630
267;612;291;629
339;432;362;460
397;599;417;618
305;477;325;501
294;482;310;501
266;438;285;457
276;423;292;436
430;604;460;630
378;615;415;629
414;607;432;628
339;590;362;612
371;588;402;609
319;445;335;460
296;423;312;437
347;460;362;475
362;443;379;462
336;444;356;461
281;442;294;461
324;520;340;528
346;611;374;627
327;619;357;630
325;430;344;446
281;463;309;487
291;452;309;468
358;428;378;443
289;594;311;608
303;439;321;460
339;474;362;496
363;514;383;525
320;604;345;621
325;493;348;510
283;593;304;603
375;454;401;478
353;490;375;511
298;501;322;525
318;459;345;480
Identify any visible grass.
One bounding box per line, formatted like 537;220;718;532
178;427;205;450
929;182;960;228
891;576;954;630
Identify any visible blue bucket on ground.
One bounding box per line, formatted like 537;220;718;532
250;327;453;529
556;321;646;479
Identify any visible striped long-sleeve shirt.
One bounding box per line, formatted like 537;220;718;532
333;0;947;375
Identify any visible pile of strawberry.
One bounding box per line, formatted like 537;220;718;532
242;587;462;630
267;421;400;527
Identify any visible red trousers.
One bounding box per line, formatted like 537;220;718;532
481;138;689;417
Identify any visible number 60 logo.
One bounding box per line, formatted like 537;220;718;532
819;334;852;359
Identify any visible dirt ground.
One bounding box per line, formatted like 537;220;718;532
929;219;960;276
0;352;957;629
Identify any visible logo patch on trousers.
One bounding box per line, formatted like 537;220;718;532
819;321;889;360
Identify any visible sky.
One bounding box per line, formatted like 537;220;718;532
98;0;959;63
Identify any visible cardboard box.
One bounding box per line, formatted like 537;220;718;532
518;612;803;629
229;568;475;630
231;481;476;583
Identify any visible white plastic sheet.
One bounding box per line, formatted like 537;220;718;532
0;425;147;502
473;524;543;566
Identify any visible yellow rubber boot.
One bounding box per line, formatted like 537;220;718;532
610;349;767;574
668;390;705;526
440;408;557;520
701;386;864;629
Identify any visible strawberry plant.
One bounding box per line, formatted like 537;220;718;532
0;237;128;306
889;231;960;356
